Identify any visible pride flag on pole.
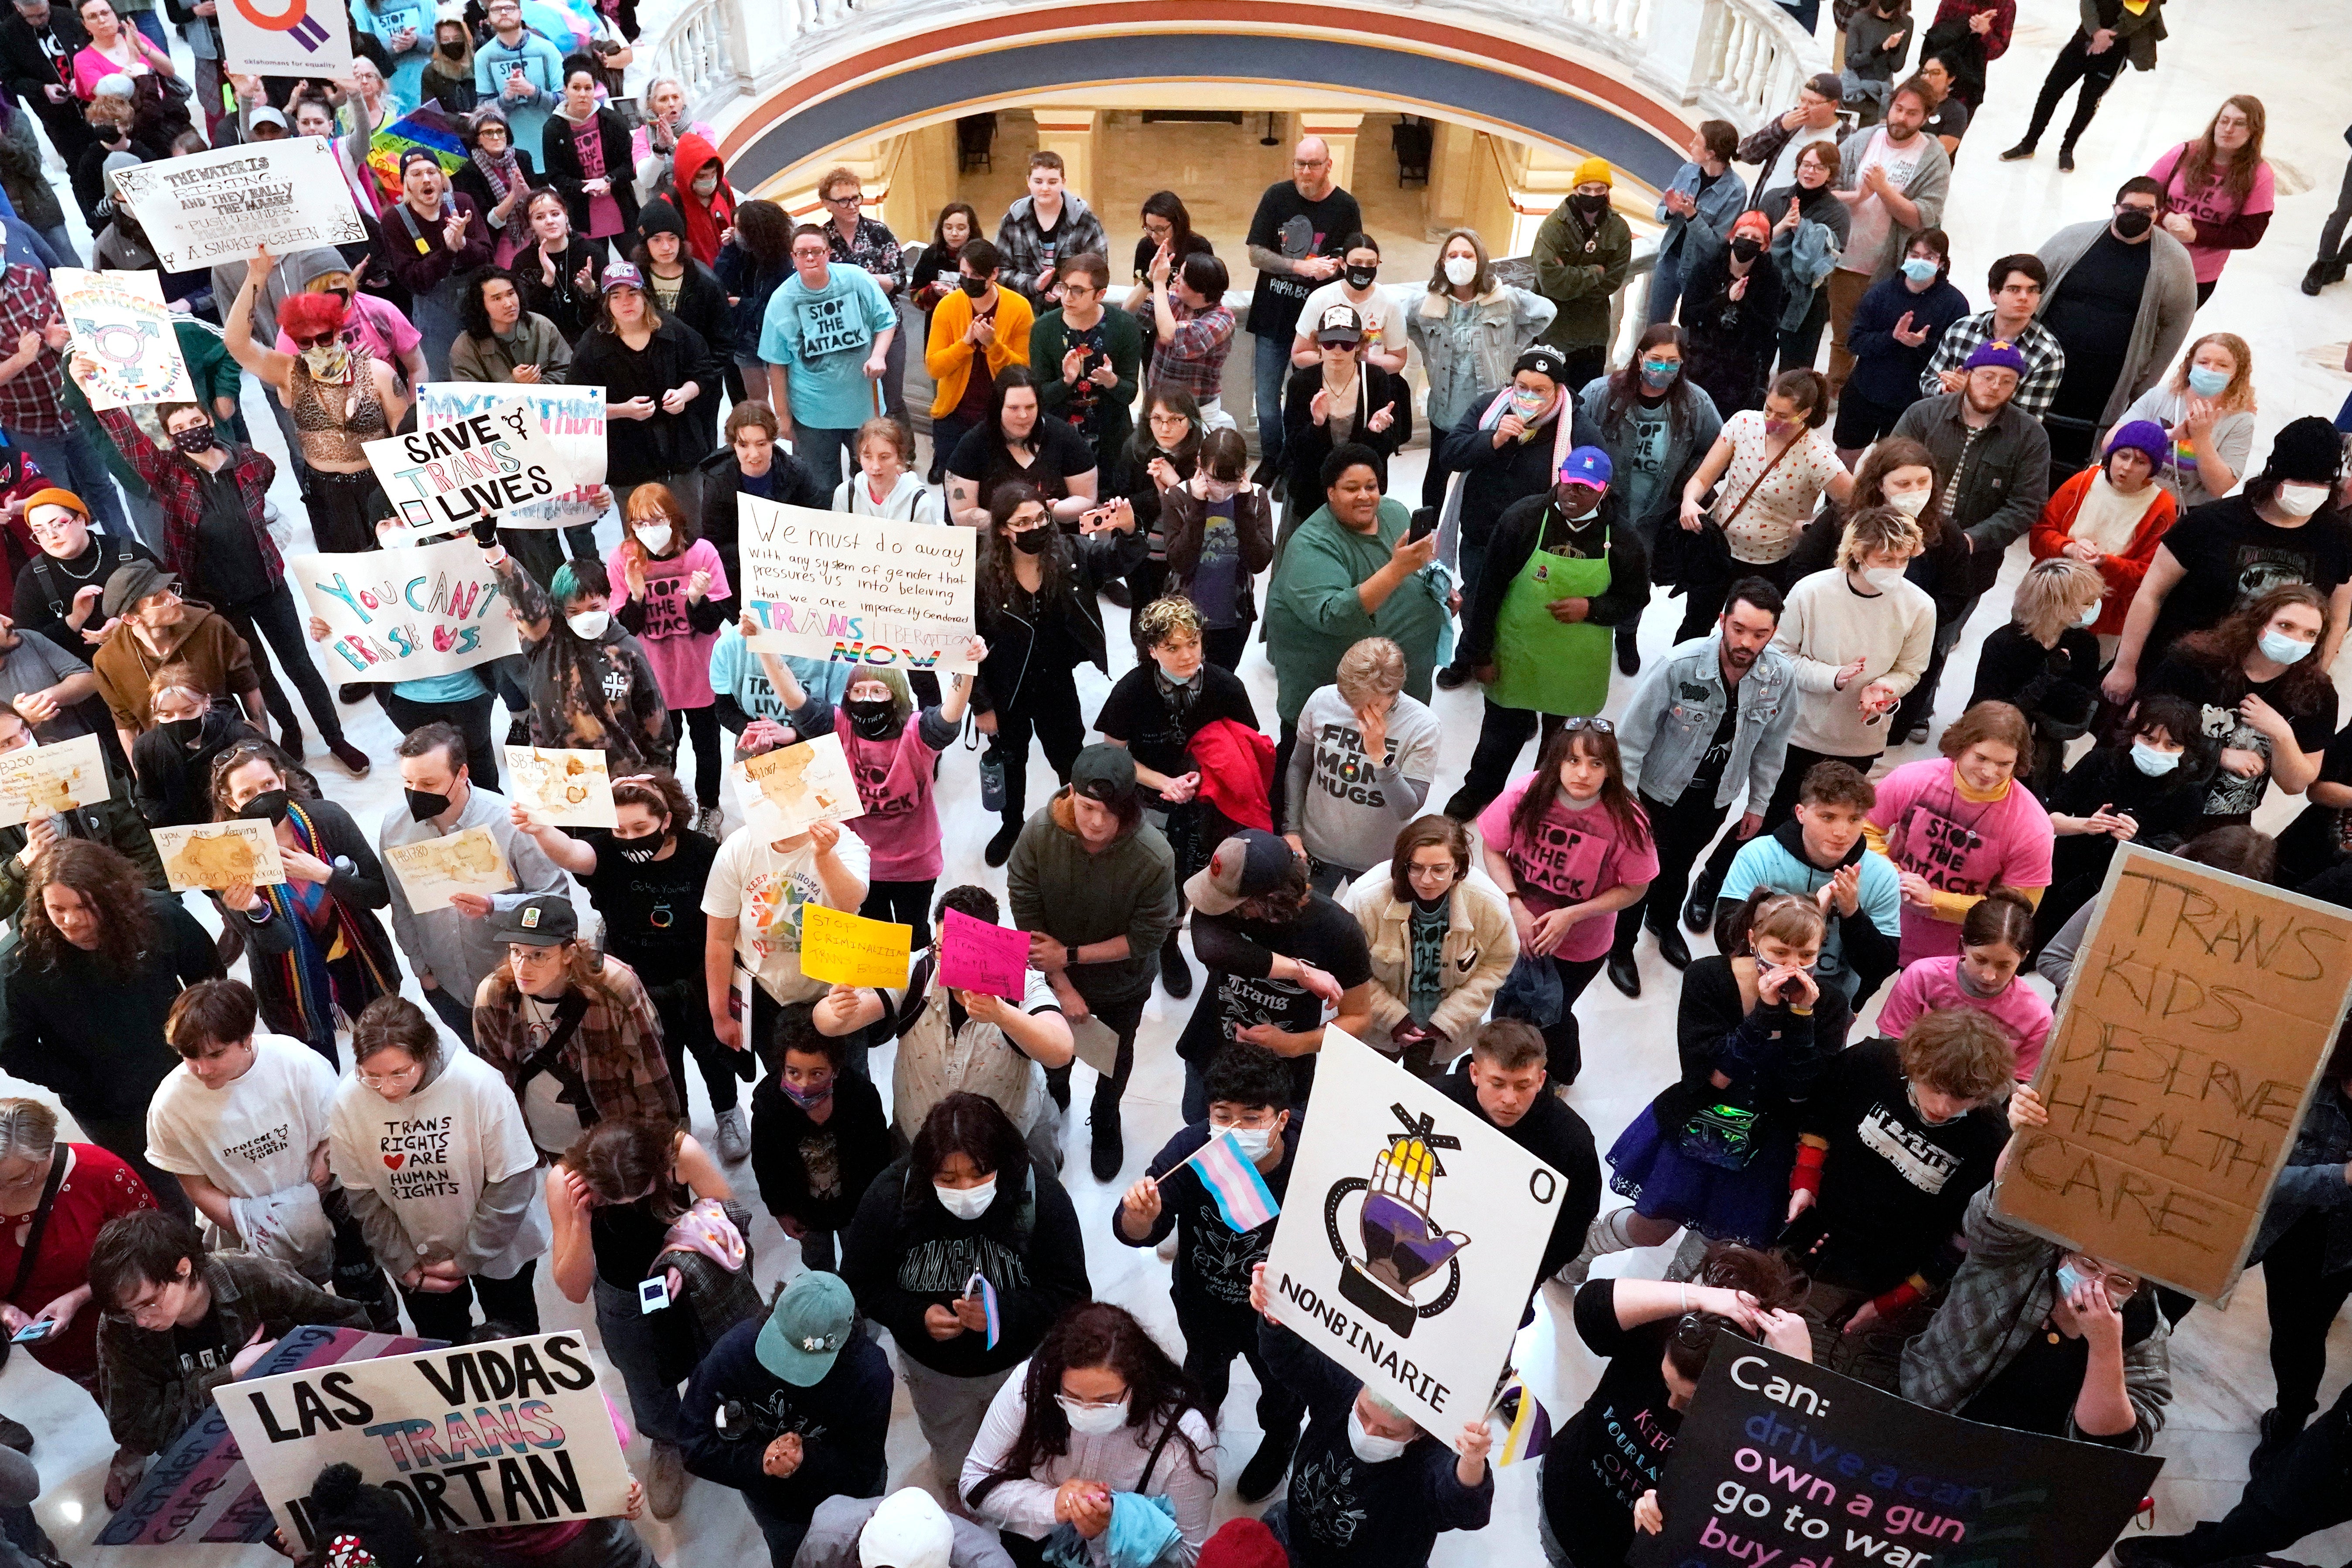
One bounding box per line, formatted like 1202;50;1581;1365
1178;1128;1281;1233
1495;1379;1552;1465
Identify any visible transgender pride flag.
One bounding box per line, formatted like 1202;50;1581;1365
1183;1129;1281;1232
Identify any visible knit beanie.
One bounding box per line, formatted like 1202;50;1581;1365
2266;416;2346;486
1571;155;1613;188
2102;419;2169;467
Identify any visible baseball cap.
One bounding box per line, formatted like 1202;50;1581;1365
755;1270;857;1385
1806;71;1845;103
1069;743;1135;804
601;261;646;294
247;105;287;131
1314;303;1363;345
1184;829;1296;917
1558;446;1612;488
99;559;175;620
484;893;579;945
1513;346;1568;383
1963;338;2027;375
858;1490;955;1568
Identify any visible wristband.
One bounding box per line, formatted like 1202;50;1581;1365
1065;944;1079;969
1789;1140;1826;1197
1870;1277;1927;1316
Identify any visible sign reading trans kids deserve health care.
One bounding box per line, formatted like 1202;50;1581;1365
1632;1340;2160;1568
293;535;520;680
1995;842;2352;1302
110;138;365;272
419;383;607;532
738;496;979;676
367;397;575;538
1261;1027;1562;1432
214;1330;631;1546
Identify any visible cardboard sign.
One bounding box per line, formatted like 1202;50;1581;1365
738;496;979;675
214;1330;631;1546
1996;843;2352;1302
109;138;365;272
419;383;607;531
1633;1339;2160;1568
938;907;1029;1000
800;904;913;988
1261;1027;1564;1431
215;0;352;80
152;821;289;891
0;733;108;828
505;746;618;828
365;399;576;539
734;732;866;842
384;825;514;913
53;269;194;408
291;535;521;680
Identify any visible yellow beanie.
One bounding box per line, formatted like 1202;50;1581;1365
1573;155;1613;188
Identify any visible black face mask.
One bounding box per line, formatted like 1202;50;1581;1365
958;275;989;297
1572;192;1610;218
160;715;203;747
846;699;898;740
1010;525;1052;555
405;787;453;821
237;787;291;825
438;37;465;56
2113;207;2155;239
1729;236;1764;262
1343;264;1377;289
616;837;665;864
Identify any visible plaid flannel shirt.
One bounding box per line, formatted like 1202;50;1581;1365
95;406;280;590
471;958;682;1134
1919;310;2067;420
0;264;69;438
1147;298;1235;406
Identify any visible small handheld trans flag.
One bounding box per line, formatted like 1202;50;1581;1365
1175;1128;1281;1232
963;1271;1002;1351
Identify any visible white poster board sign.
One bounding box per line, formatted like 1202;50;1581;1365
366;398;577;539
290;535;522;680
382;825;513;913
738;496;978;676
0;733;108;829
109;138;365;272
733;732;865;843
505;746;618;828
152;821;289;891
53;269;194;408
213;1331;631;1548
214;0;353;80
418;383;607;532
1261;1027;1566;1432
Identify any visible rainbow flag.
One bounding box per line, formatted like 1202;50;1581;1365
964;1271;1002;1350
1496;1380;1552;1465
1180;1128;1281;1233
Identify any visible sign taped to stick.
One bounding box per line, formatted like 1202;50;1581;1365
109;139;365;271
738;496;978;675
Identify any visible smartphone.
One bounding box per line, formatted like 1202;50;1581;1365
10;1320;53;1344
637;1276;671;1314
1406;508;1437;544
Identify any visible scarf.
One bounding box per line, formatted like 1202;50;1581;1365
1434;383;1578;573
255;801;398;1046
470;145;521;200
2067;471;2162;558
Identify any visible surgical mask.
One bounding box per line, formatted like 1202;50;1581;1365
2113;208;2155;240
1346;1408;1411;1464
2130;742;2181;776
2076;600;2102;628
301;342;347;378
1442;255;1478;288
959;275;989;297
1344;264;1377;289
2274;484;2329;518
634;523;672;555
1899;256;1940;286
2185;366;2231;399
692;171;718;198
934;1178;995;1220
1886;488;1931;518
160;715;203;747
1220;1124;1276;1162
404;787;452;821
846;699;897;740
1728;236;1764;263
1639;358;1678;389
1863;565;1908;591
617;838;665;864
566;610;610;640
2258;630;2312;665
783;1077;833;1109
1057;1395;1130;1436
237;788;290;825
170;425;218;455
2055;1259;2093;1299
1010;525;1052;555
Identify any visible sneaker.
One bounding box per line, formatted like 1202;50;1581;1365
1089;1109;1124;1183
1605;949;1640;998
1434;663;1471;691
713;1106;749;1163
1235;1430;1298;1504
645;1438;687;1520
1902;720;1930;746
1160;935;1193;999
336;682;370;704
695;803;725;838
327;739;372;777
2057;147;2076;172
506;716;530;747
1998;141;2036;161
984;823;1020;868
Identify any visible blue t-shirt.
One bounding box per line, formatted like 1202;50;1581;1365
758;266;897;432
706;624;850;723
1718;832;1901;999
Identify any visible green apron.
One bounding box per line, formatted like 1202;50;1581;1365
1488;509;1612;716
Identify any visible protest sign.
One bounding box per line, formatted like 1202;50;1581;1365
291;535;521;680
801;904;913;988
735;733;866;842
215;1329;631;1547
505;746;618;828
153;821;289;892
110;139;365;272
53;269;194;408
216;0;352;79
1261;1026;1563;1431
1995;843;2352;1302
384;826;513;913
366;399;575;539
1632;1339;2160;1568
0;733;108;829
738;496;979;676
420;383;607;531
102;1325;442;1546
938;907;1029;1000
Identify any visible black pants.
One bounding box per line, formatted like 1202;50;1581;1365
2154;1377;2352;1564
1183;1306;1306;1443
1043;991;1147;1119
2318;150;2352;269
500;524;601;591
1616;788;1730;954
1539;953;1606;1084
1699;743;1879;891
1272;719;1299;835
1445;702;1569;825
663;702;723;807
2259;1211;2352;1424
401;1258;541;1342
1203;624;1248;672
422;981;477;1047
379;689;501;794
863;878;937;953
322;1183;402;1330
987;665;1087;831
306;468;390;554
219;582;346;749
1558;345;1607;392
2021;29;2128;152
647;972;747;1114
1675;551;1800;645
1777;287;1830;378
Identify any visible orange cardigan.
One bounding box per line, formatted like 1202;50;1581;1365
2027;467;2179;637
924;285;1034;417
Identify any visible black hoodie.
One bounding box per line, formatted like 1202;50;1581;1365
1438;1062;1602;1283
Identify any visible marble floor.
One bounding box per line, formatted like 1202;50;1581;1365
5;1;2352;1565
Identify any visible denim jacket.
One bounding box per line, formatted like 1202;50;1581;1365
2251;1084;2352;1274
1616;631;1798;811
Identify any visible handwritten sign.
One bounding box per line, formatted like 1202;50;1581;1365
215;0;351;80
53;269;194;408
0;733;107;828
1996;843;2352;1302
504;746;617;828
152;821;289;891
110;138;365;272
213;1330;630;1547
800;904;912;988
419;383;607;531
366;397;575;538
291;534;520;680
938;907;1029;1000
383;825;513;913
734;732;865;842
738;496;978;676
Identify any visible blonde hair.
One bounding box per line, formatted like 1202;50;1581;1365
2011;557;2103;645
817;166;861;201
2169;332;2255;413
0;1099;57;1164
1836;504;1925;572
1335;637;1406;707
1135;596;1203;647
1726;889;1827;957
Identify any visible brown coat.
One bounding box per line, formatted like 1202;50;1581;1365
90;607;260;735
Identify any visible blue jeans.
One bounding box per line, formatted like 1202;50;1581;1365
791;425;857;496
14;425;129;538
1647;247;1687;327
128;8;170;51
37;225;79;268
1252;331;1290;472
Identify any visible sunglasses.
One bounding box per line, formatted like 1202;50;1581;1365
291;331;339;349
1562;716;1614;735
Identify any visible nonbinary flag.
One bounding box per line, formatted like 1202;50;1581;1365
1496;1380;1552;1465
1180;1128;1281;1233
964;1271;1002;1350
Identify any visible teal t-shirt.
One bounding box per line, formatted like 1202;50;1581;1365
758;267;897;432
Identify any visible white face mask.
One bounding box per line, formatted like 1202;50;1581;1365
934;1176;996;1220
1863;565;1908;591
1346;1407;1412;1463
2130;742;2181;776
2258;629;2313;665
1442;255;1478;288
2076;600;2102;628
1056;1394;1130;1436
566;610;610;640
2275;484;2330;518
1885;488;1931;519
1220;1123;1277;1162
635;523;673;555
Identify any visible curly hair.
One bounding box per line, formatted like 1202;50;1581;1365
611;768;693;832
20;839;154;974
1897;1008;2017;1104
2175;583;2335;715
1133;595;1203;648
1663;1243;1808;1384
206;738;313;822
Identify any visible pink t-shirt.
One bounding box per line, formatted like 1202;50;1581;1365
838;711;945;881
274;294;423;369
2151;143;2276;286
1869;758;2054;964
609;538;729;709
1476;775;1659;964
1874;954;2054;1078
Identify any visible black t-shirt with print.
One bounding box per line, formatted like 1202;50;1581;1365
1135;1116;1303;1336
1685;700;1741;799
1242;182;1364;339
2146;496;2352;661
1174;894;1373;1106
579;828;720;988
1094;662;1260;802
1541;1279;1681;1568
946;416;1099;494
174;1301;231;1376
2142;654;2339;824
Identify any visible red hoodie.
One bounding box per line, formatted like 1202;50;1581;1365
673;133;735;268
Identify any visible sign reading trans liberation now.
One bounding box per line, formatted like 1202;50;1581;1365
1996;842;2352;1303
1261;1027;1563;1431
738;495;979;676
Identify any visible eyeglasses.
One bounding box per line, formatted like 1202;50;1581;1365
822;192;861;207
1562;716;1614;735
356;1065;419;1088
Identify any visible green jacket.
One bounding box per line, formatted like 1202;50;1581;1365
1262;496;1447;722
1030;303;1142;474
2082;0;2165;70
1532;200;1633;354
1006;793;1176;1011
174;319;241;415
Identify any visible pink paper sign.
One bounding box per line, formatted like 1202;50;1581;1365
938;907;1030;1000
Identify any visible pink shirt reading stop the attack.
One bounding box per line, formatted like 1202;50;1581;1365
1476;774;1659;965
1875;955;2054;1078
1868;757;2054;965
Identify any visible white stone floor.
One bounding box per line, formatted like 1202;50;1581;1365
6;0;2352;1564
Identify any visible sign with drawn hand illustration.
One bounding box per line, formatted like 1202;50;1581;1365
504;746;617;829
152;821;289;892
0;733;107;829
734;733;866;843
383;826;514;913
53;269;195;408
1261;1027;1563;1431
1996;842;2352;1302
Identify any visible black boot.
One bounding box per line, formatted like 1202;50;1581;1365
1160;930;1192;998
984;822;1020;868
1088;1092;1125;1182
1616;629;1640;676
1650;919;1691;970
1682;865;1721;932
1605;946;1641;998
1236;1428;1298;1503
1999;140;2036;161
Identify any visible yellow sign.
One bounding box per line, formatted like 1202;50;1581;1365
798;904;913;988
